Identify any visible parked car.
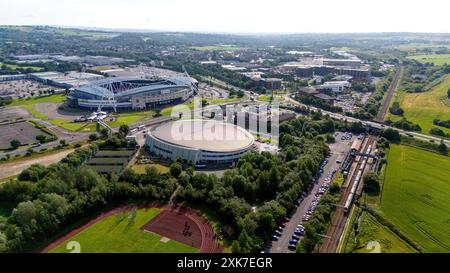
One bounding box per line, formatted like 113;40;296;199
288;244;297;251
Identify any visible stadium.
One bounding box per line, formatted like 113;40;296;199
67;76;197;110
145;119;255;164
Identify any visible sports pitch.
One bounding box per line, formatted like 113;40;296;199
48;208;198;253
380;144;450;252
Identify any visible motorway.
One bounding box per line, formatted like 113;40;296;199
284;96;450;147
267;132;354;253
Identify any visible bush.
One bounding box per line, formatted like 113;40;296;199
363;172;380;195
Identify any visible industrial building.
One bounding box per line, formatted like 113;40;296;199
30;71;104;89
67;76;196;110
145;119;255;164
316;81;351;92
295;65;370;81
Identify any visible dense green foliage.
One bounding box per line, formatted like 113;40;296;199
389;101;404;116
0;145;177;252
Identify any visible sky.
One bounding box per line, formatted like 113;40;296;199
0;0;449;34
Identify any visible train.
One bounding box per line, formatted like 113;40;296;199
343;144;372;212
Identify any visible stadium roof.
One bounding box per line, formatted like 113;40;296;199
73;76;194;98
150;119;255;152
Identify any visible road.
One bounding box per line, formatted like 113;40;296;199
319;136;377;253
284;95;450;147
0;148;75;181
375;67;402;122
268;132;354;253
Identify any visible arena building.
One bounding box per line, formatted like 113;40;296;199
145;119;255;164
67;76;196;110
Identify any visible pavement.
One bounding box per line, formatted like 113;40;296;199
267;132;354;253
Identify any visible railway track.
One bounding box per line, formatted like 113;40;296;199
375;67;402;123
319;136;377;253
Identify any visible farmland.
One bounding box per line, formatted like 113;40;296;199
407;54;450;66
49;208;197;253
341;209;418;253
380;144;450;252
386;74;450;135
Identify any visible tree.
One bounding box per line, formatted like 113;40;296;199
59;139;66;146
35;135;47;143
100;128;109;138
447;87;450;99
119;125;130;137
169;162;182;178
10;139;21;149
363;172;380;195
89;134;98;141
389;102;404;115
381;128;400;142
438;140;449;155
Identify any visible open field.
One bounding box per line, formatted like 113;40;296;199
407;54;450;66
341;209;418;253
386;74;450;135
380;144;450;252
0;62;44;71
393;43;450;52
9;93;65;106
257;95;284;102
48;208;198;253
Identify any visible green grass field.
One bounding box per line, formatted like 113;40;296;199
9;94;66;107
256;95;284;102
12;95;154;132
380;144;450;252
342;209;418;253
407;54;450;66
0;62;44;71
49;208;198;253
386;74;450;135
132;164;170;174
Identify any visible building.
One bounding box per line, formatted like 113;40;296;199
67;76;196;110
295;65;370;81
0;74;28;82
322;58;362;68
30;71;104;89
316;81;351;92
145;119;255;164
262;78;282;90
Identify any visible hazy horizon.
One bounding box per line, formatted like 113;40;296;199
0;0;450;34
